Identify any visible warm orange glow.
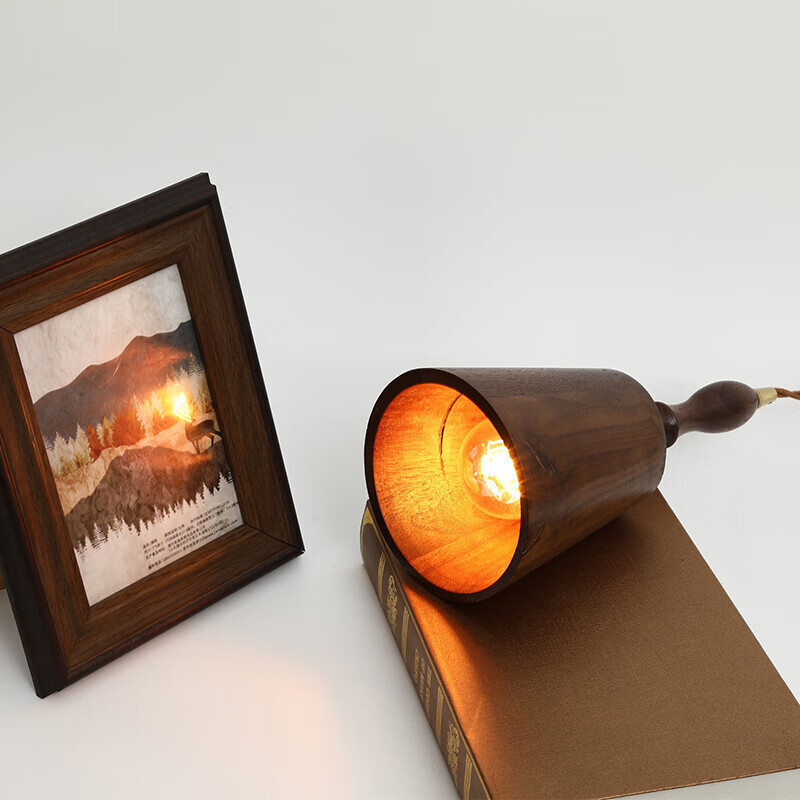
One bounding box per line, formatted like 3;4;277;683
470;439;521;505
173;392;193;423
371;383;521;595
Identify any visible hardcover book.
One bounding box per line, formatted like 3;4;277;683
361;493;800;800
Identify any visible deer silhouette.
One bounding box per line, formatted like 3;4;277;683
184;418;222;454
173;393;222;454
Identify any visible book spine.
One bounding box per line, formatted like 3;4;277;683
360;503;490;800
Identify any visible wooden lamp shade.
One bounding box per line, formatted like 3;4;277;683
365;368;667;602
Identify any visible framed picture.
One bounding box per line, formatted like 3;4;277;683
0;175;304;696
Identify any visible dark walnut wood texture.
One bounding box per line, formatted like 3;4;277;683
656;381;759;447
0;175;303;696
366;368;666;603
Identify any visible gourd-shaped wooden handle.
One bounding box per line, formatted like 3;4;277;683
656;381;760;448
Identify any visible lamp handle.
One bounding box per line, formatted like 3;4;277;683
656;381;790;448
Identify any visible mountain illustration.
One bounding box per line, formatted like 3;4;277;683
64;441;232;546
33;320;199;442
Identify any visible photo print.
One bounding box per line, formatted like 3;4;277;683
15;265;243;604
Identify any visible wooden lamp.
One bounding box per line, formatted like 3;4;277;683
365;368;795;602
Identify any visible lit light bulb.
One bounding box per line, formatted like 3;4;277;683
459;418;521;519
173;392;193;423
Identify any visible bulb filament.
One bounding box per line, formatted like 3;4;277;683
470;439;520;505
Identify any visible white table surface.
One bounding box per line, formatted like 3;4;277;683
1;3;799;797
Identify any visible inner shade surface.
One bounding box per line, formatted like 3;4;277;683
371;382;521;595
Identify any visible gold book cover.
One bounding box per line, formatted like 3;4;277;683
361;494;800;800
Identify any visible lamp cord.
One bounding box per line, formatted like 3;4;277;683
776;388;800;401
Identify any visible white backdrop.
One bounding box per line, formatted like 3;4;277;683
1;3;798;798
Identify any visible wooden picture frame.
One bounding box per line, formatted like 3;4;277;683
0;174;304;697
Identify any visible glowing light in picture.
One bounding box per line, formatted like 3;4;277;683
468;439;521;505
173;392;193;423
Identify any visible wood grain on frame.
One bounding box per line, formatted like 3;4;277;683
0;175;303;696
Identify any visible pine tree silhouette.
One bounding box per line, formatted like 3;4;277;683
87;424;103;461
112;404;145;447
101;416;115;449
